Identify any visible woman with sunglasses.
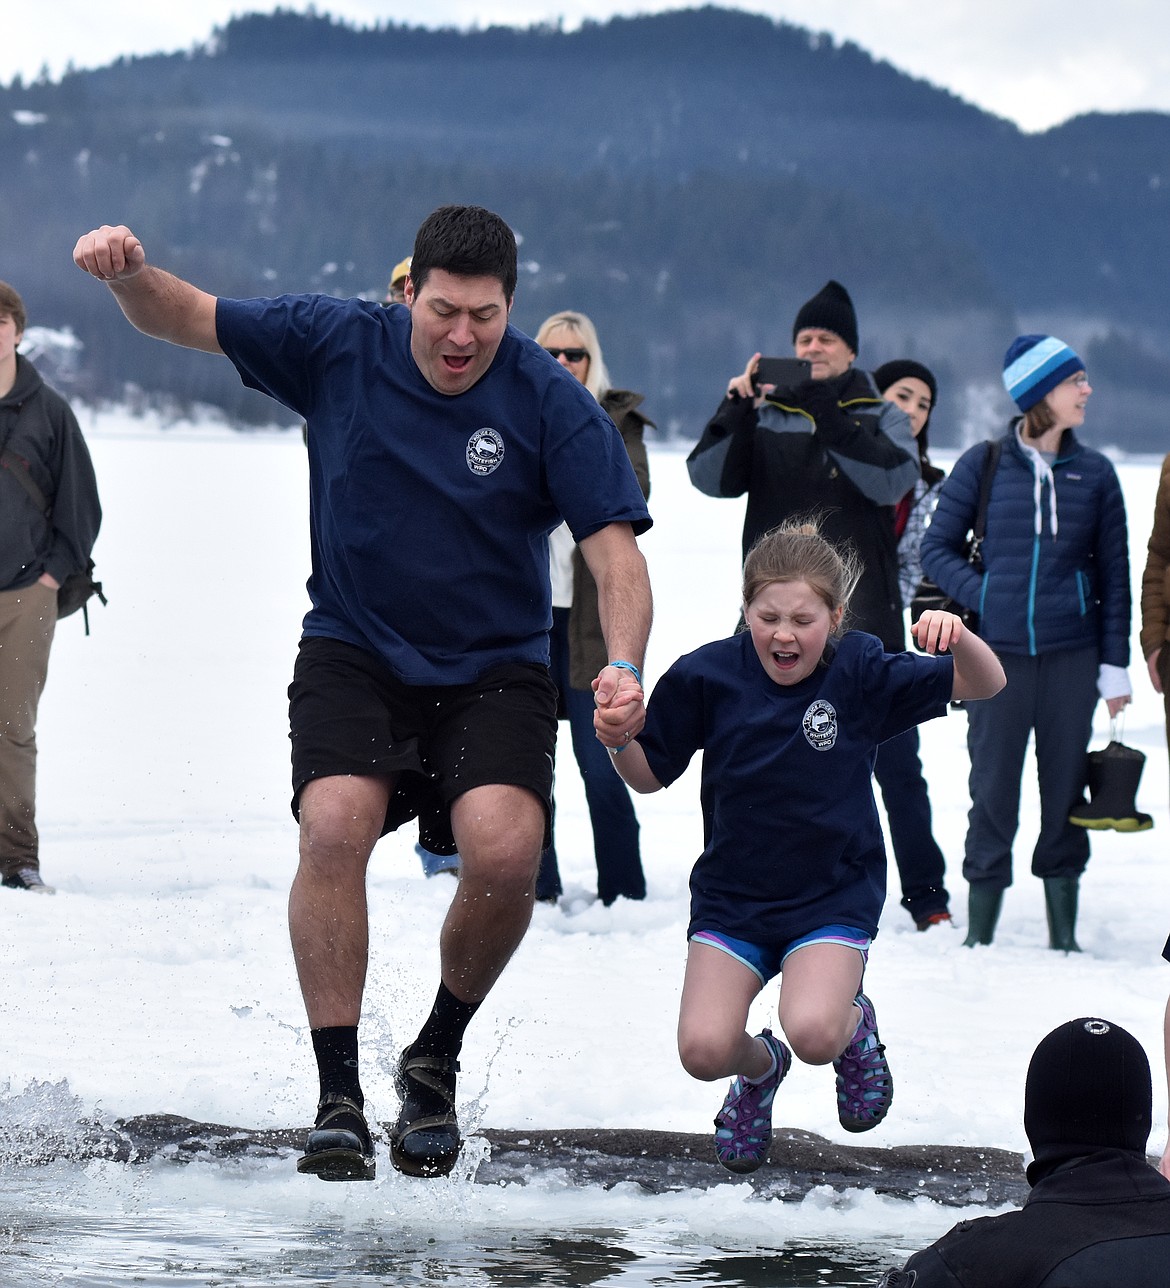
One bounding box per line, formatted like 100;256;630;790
533;310;652;907
922;336;1131;951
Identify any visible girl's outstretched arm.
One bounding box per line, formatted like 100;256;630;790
599;734;664;794
911;610;1006;702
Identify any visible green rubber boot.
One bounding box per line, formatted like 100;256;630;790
962;883;1004;947
1044;876;1082;953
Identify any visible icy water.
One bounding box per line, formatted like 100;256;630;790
0;1157;968;1286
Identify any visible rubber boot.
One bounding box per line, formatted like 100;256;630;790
1044;876;1082;953
1068;744;1153;832
962;883;1003;947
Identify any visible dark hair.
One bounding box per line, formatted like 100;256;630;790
1022;397;1058;438
742;519;861;632
0;281;27;334
410;205;517;302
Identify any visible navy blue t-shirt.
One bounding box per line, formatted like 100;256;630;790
637;630;954;943
216;295;651;684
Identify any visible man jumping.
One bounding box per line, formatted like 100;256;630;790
74;206;652;1180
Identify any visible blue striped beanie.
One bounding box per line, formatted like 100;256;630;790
1002;334;1084;412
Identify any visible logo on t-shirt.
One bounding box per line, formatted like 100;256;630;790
802;699;838;751
466;427;505;475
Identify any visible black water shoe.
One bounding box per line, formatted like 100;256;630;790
390;1047;460;1177
297;1093;375;1182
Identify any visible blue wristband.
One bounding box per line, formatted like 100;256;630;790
607;662;641;755
609;659;643;687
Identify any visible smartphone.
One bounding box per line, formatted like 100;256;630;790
753;357;812;391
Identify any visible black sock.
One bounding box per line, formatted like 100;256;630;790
311;1026;363;1108
412;983;482;1060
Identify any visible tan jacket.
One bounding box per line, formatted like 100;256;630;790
1140;453;1170;664
567;388;652;689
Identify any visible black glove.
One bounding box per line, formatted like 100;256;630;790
791;377;840;421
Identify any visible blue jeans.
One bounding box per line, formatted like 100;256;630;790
536;608;645;904
416;841;460;877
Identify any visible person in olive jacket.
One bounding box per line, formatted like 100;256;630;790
0;281;101;894
536;310;651;906
1140;451;1170;792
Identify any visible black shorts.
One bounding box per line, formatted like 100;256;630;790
288;636;558;855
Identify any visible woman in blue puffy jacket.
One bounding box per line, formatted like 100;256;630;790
921;335;1131;951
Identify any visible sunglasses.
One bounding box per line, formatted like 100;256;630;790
545;347;588;363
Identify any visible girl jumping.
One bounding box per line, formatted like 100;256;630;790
599;521;1005;1172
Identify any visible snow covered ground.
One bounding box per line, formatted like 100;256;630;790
3;410;1168;1216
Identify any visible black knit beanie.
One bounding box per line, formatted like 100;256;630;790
1024;1017;1152;1185
874;360;938;410
792;280;858;354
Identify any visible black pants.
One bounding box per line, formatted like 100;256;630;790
874;725;949;919
963;647;1098;887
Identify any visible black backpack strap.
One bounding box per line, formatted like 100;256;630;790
968;438;1003;558
0;445;51;516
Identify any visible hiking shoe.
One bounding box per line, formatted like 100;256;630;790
296;1093;375;1182
834;994;893;1133
915;911;953;932
2;867;55;894
713;1030;792;1174
390;1046;461;1178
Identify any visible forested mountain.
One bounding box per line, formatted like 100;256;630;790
3;7;1167;445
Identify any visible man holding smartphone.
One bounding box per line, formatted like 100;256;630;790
687;281;953;930
688;279;917;646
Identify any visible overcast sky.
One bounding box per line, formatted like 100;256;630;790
6;1;1170;133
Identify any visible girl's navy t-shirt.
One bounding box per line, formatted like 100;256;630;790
216;295;651;685
638;630;954;942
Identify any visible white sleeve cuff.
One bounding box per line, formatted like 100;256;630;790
1098;664;1132;700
